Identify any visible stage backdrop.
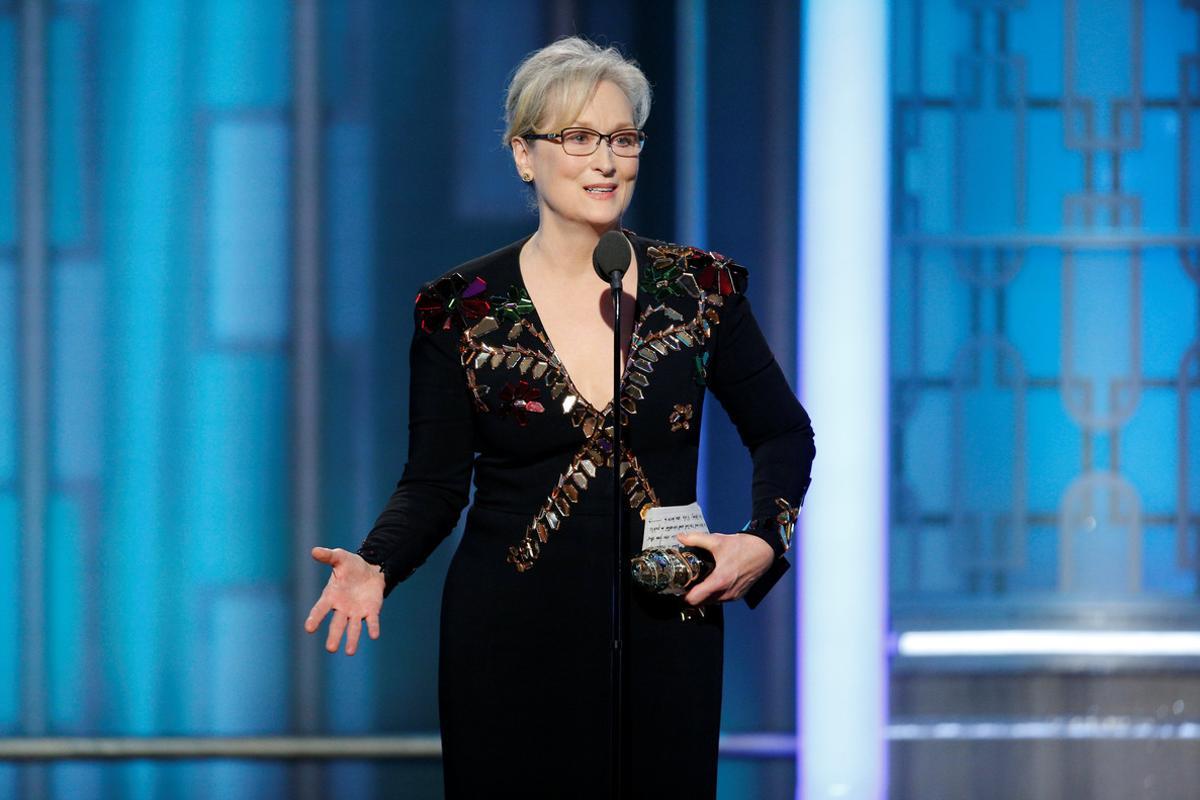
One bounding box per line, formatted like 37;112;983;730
10;1;1191;798
0;1;802;798
889;0;1200;797
891;0;1198;625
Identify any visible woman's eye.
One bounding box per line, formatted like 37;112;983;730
567;132;592;144
613;134;637;148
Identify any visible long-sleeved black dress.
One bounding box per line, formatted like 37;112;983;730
357;231;814;799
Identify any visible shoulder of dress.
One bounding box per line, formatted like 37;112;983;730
413;238;526;335
413;270;490;335
632;231;750;301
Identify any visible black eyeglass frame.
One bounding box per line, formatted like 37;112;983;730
522;126;647;157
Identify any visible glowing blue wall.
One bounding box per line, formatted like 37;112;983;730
1;1;805;798
889;0;1200;622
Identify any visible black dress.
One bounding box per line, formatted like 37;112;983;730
357;231;815;799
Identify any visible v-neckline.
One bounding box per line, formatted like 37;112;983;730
512;232;647;419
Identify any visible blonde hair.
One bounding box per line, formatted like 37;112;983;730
501;36;651;148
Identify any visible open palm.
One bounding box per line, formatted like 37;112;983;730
303;547;386;655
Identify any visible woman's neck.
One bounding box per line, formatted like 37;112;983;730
527;214;622;280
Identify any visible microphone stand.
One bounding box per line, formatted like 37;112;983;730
608;268;628;799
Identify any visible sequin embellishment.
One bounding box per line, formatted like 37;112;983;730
508;428;615;571
489;283;534;323
497;379;545;426
640;248;688;301
644;244;748;302
619;449;661;519
693;352;709;386
668;403;693;432
745;497;801;553
695;252;746;297
443;240;749;571
415;273;490;334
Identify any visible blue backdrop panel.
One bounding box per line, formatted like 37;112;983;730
5;1;808;798
200;0;291;110
0;17;15;246
49;16;87;247
0;267;14;492
891;0;1200;619
0;492;17;730
206;121;291;346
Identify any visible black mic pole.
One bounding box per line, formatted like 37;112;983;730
609;266;626;800
593;229;631;799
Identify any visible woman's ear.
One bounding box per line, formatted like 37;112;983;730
511;137;532;181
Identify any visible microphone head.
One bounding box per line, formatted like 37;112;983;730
592;230;632;283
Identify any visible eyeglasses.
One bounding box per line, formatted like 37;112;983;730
523;127;646;157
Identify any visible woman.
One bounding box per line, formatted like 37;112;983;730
304;36;814;798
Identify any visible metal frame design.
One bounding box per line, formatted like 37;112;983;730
891;0;1200;618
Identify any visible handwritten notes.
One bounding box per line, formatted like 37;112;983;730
641;502;710;550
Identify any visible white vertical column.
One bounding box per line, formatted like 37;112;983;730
799;1;889;799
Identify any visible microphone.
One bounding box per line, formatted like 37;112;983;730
597;226;634;791
629;547;716;595
593;230;632;287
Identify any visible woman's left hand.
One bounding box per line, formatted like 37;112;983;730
676;531;776;606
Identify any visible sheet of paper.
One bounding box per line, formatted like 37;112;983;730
641;502;710;550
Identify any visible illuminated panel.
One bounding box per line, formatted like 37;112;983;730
799;1;889;798
897;630;1200;657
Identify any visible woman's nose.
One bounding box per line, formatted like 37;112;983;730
592;145;617;173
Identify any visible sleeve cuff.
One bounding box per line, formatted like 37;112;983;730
355;542;414;598
741;495;802;556
739;495;805;609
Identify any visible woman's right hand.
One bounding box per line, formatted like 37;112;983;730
304;547;386;655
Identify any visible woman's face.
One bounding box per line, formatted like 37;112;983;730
513;79;640;232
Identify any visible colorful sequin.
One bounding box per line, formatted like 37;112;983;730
497;379;545;426
746;497;801;553
416;273;490;334
694;253;747;297
640;247;688;301
489;283;534;323
668;403;693;432
644;243;749;304
620;449;661;518
693;352;709;386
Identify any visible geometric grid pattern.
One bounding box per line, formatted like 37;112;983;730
891;0;1200;615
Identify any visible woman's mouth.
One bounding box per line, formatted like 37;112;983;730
584;184;617;196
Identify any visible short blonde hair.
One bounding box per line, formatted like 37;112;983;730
502;36;651;148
